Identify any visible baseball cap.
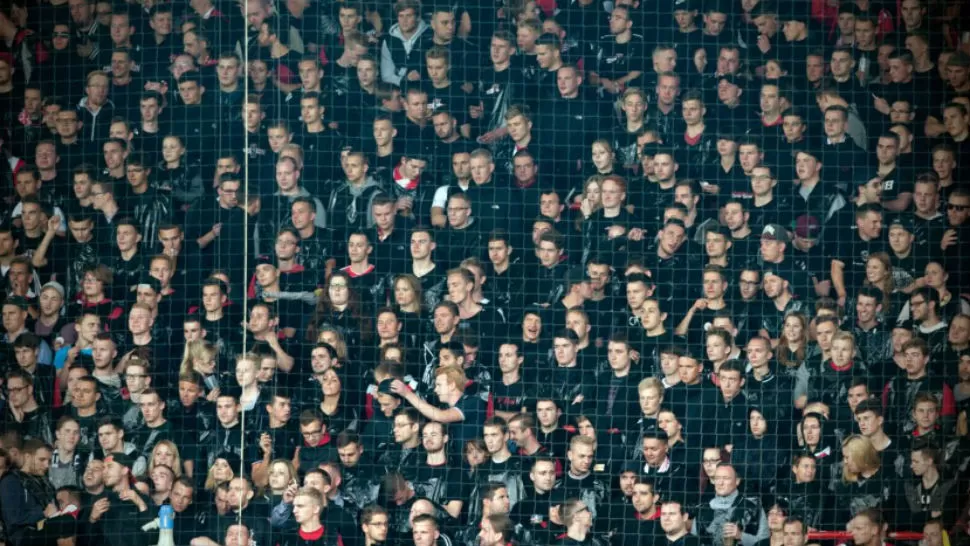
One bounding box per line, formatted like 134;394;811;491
41;281;66;299
104;451;135;469
255;255;275;267
889;215;915;233
761;224;791;243
794;215;821;240
135;275;162;293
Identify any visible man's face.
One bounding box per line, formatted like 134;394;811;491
753;14;777;35
343;155;367;182
298;60;322;89
275;161;299;192
432;113;455;139
656;76;679;106
567;443;594;474
716;361;743;393
553;337;577;366
404;91;428;121
660;505;687;534
347;234;371;264
69;0;93;25
490;37;513;64
373;120;395;145
72;379;99;409
14;174;39;198
677;356;701;383
2;305;26;333
943;106;969;137
948;195;970;226
178;81;203;104
21;204;43;233
830;52;854;78
712;466;739;496
557;67;581;97
889;59;912;82
275;232;299;261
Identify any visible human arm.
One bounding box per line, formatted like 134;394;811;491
830;259;847;306
391;380;465;423
882;192;912;212
31;215;61;268
264;335;295;373
380;40;402;85
675;299;707;337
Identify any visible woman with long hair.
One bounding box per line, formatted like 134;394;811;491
392;274;425;345
862;252;903;318
833;435;890;518
148;440;184;479
575;175;604;230
776;313;813;408
697;446;728;507
306;271;371;349
316;367;360;434
258;459;297;504
203;452;238;503
156;134;203;213
179;340;221;401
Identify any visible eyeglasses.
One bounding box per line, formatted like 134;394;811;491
947;203;969;212
53;32;71;38
6;385;28;394
302;428;323;437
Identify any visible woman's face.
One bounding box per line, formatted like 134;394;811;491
702;448;720;478
212;458;234;482
793;457;816;482
865;258;888;283
235;359;257;388
802;418;821;446
394;280;415;306
329;278;350;306
843;450;861;474
749;411;767;437
321;369;341;396
161;137;184;163
465;445;486;467
153;444;175;468
268;462;290;491
193;356;215;373
585;182;601;206
591;143;613;170
783;316;804;343
320;331;340;352
764;60;785;79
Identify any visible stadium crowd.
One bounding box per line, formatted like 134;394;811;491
0;0;968;544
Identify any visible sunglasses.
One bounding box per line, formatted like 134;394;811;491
947;204;969;212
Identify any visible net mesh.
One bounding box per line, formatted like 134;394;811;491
0;0;967;545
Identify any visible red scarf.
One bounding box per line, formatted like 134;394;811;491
393;166;419;191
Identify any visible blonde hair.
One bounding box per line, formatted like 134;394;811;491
434;365;467;392
148;440;183;479
316;327;348;360
204;457;236;491
263;458;297;494
832;331;856;348
179;340;218;376
841;435;881;483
